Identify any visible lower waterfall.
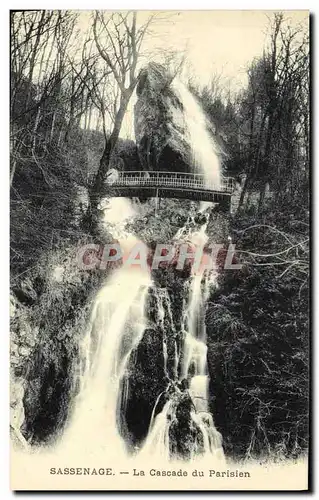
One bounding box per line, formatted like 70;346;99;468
60;197;225;464
60;267;151;458
141;210;224;463
141;266;225;463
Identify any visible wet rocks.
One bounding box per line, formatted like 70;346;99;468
122;327;167;449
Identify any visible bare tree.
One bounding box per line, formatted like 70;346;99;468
233;13;309;212
88;11;156;218
10;10;78;186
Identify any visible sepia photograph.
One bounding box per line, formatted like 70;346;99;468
10;9;310;491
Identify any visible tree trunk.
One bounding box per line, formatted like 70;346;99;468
258;182;267;213
26;11;46;110
10;160;17;187
65;98;75;143
87;106;92;131
85;93;131;233
32;106;41;152
50;111;56;143
239;106;256;210
238;175;249;210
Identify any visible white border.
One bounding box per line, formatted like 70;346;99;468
1;2;316;498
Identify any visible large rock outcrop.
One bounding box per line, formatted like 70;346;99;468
134;63;192;173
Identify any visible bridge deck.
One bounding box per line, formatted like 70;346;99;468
103;171;234;207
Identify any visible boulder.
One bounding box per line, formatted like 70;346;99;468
134;62;192;173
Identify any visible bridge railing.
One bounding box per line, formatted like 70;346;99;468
105;170;235;194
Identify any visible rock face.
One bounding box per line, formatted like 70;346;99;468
120;268;187;451
134;62;192;173
10;245;106;446
109;138;141;172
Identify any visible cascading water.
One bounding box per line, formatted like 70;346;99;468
58;76;225;463
58;196;224;464
138;77;225;460
61;267;151;457
59;198;152;458
141;211;225;463
170;78;221;189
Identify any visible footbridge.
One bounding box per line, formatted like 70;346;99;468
103;171;235;210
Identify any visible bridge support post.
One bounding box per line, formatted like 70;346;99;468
155;188;160;215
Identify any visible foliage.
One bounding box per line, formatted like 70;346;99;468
194;14;309;213
206;205;309;460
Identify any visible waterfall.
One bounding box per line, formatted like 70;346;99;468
142;212;225;463
60;266;151;457
57;195;225;463
170;78;221;189
59;198;152;457
57;78;225;461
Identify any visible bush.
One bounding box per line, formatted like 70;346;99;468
205;208;309;460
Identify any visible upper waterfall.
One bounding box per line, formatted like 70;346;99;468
170;78;221;188
134;62;221;184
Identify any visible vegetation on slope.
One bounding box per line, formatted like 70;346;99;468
206;201;309;460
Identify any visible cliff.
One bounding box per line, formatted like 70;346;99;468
134;63;192;173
